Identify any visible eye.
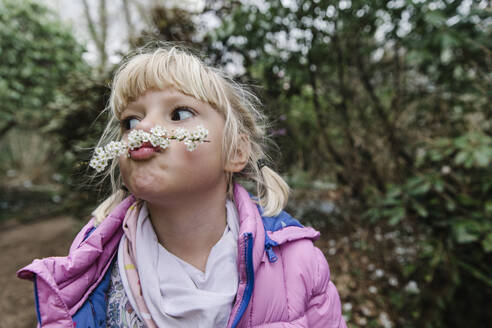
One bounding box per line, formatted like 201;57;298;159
122;117;140;130
171;107;194;121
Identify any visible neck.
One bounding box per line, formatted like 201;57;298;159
145;185;229;272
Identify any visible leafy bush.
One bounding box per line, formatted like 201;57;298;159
0;0;100;221
0;0;88;139
206;1;491;325
367;131;492;326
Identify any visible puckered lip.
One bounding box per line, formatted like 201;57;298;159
129;142;161;160
138;142;161;151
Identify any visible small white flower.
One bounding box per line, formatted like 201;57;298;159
368;286;377;294
379;312;393;328
105;141;127;157
329;239;336;247
90;125;208;171
174;127;190;141
395;246;406;255
118;143;128;155
127;140;139;150
139;130;151;143
441;165;451;174
191;125;208;141
150;125;168;137
94;147;104;155
160;137;171;149
342;302;352;312
328;248;337;255
191;129;202;140
404;280;420;294
375;269;384;278
184;139;197;151
197;125;208;138
127;130;143;149
93;147;109;161
367;263;375;271
358;317;367;325
104;142;117;157
389;277;399;286
149;135;163;148
91;154;102;164
384;231;398;239
90;157;108;172
361;306;372;316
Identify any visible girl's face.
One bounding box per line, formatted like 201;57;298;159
118;87;228;204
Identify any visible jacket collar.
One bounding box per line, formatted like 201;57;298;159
232;182;320;263
258;204;320;245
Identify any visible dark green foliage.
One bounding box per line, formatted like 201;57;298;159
0;0;88;139
47;73;113;216
367;131;492;326
0;0;101;220
205;0;491;326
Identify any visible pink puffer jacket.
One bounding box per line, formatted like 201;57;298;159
18;183;346;327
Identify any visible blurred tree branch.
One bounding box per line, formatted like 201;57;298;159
81;0;108;75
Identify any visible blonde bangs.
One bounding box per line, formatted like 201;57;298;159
110;48;230;119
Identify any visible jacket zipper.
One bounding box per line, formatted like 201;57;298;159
264;233;278;263
34;276;43;327
231;232;254;328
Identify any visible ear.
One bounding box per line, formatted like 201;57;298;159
225;134;251;173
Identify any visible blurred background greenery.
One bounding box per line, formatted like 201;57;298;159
0;0;491;327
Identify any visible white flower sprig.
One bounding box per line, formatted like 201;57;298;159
89;125;209;172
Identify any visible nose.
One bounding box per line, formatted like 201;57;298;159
135;118;153;132
136;112;163;132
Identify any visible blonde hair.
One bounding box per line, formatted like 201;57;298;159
92;44;289;224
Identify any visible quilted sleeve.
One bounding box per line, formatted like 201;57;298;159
305;247;347;328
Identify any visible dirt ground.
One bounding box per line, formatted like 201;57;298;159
0;216;75;328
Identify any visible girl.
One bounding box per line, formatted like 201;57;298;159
18;45;346;328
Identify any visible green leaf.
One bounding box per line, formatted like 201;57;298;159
426;11;446;27
453;220;480;243
412;201;429;218
382;195;401;206
430;150;443;161
441;33;460;48
474;150;490;167
446;199;457;211
485;201;492;214
458;194;477;206
402;264;416;277
483;233;492;253
387;186;402;198
408;180;431;196
434;180;444;192
388;207;406;225
454;151;469;166
457;260;492;286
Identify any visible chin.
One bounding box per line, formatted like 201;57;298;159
123;172;158;197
